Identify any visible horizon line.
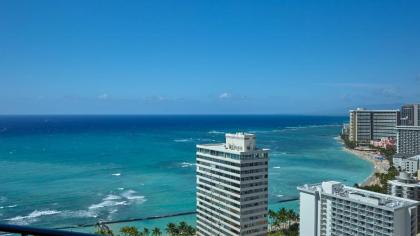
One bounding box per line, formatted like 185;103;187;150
0;113;347;117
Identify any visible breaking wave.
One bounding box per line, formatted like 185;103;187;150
180;162;195;168
208;130;224;134
88;200;128;210
88;190;146;211
174;138;193;142
7;210;61;225
120;190;146;201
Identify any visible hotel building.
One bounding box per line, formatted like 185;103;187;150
298;181;419;236
397;126;420;156
349;108;400;145
400;104;420;126
196;133;269;236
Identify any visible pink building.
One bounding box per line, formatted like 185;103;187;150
370;137;396;149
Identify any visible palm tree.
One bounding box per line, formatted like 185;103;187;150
142;227;149;236
287;209;295;227
120;226;140;236
178;221;188;234
278;208;288;229
268;209;276;227
95;223;114;236
151;227;161;236
165;223;177;236
186;225;195;236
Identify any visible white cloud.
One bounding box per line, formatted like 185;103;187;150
97;93;110;100
143;96;167;102
219;92;231;99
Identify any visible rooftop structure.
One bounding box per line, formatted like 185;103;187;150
298;181;419;236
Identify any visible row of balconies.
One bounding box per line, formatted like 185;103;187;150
331;202;393;216
330;222;393;235
331;206;394;219
331;215;393;229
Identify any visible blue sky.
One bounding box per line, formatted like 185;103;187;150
1;0;419;115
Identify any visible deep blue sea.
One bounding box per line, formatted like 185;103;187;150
0;115;372;233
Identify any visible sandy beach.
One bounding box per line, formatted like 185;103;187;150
342;147;390;186
335;136;390;186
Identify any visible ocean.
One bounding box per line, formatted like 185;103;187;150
0;115;372;233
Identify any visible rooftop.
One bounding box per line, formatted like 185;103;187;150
298;181;419;210
350;108;399;113
197;132;268;154
389;172;420;185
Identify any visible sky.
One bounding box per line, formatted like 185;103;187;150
1;0;419;115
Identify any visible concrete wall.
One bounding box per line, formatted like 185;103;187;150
299;191;318;236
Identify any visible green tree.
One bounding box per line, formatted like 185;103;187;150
286;209;297;227
142;228;149;236
186;225;195;236
165;223;177;236
94;223;114;236
178;221;187;234
151;227;161;236
268;209;278;229
278;208;288;229
120;226;140;236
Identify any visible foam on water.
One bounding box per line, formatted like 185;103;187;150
208;130;224;134
7;210;61;225
174;138;193;142
180;162;195;168
120;190;146;202
103;194;122;201
88;200;128;210
61;210;98;219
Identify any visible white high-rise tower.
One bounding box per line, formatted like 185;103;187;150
196;133;269;236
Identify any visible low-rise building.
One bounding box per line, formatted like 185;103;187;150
370;137;396;149
298;181;419;236
388;172;420;200
393;154;420;173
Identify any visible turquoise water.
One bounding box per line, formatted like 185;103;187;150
0;115;372;233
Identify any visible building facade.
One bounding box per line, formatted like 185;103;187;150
341;123;349;137
388;172;420;201
349;108;400;145
298;181;419;236
393;154;420;174
196;133;269;236
400;104;420;126
397;126;420;156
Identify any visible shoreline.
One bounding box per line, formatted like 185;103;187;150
337;138;390;186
